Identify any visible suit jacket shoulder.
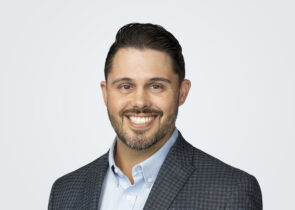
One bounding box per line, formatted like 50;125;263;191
144;133;263;209
48;153;108;210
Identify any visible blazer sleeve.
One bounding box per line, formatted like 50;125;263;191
226;175;262;210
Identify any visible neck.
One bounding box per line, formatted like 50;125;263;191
114;128;175;184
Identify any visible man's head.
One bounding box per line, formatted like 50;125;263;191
101;23;190;151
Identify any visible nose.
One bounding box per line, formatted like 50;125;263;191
131;88;151;108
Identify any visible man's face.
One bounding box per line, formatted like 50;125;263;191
101;48;190;150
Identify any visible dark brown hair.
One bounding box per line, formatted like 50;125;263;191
104;23;185;83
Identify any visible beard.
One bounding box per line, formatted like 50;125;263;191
107;105;178;151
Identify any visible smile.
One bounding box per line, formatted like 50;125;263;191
129;116;155;124
125;114;158;129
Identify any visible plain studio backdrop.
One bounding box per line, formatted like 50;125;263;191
0;0;294;209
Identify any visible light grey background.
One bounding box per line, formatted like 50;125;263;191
0;0;294;209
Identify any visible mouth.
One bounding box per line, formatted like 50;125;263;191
125;114;158;129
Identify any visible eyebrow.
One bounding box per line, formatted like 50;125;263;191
111;77;133;86
149;77;171;84
110;77;171;86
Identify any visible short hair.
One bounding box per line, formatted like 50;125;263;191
104;23;185;83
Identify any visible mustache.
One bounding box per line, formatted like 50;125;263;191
121;107;163;116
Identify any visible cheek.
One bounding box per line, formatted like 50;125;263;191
153;94;178;113
107;93;129;113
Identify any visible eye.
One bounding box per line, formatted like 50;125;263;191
118;83;133;92
151;84;161;89
121;84;132;89
151;84;163;90
150;83;164;92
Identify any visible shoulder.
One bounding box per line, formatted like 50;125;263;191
190;140;260;190
52;152;108;188
48;153;108;209
171;135;262;208
175;134;259;182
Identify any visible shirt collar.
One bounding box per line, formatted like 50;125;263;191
140;128;178;186
108;128;179;186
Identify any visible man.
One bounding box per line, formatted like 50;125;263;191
48;23;262;210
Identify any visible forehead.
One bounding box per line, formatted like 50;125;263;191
109;48;177;81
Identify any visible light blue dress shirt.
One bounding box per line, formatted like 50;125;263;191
98;129;179;210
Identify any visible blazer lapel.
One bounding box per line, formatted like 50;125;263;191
144;134;196;210
82;153;109;210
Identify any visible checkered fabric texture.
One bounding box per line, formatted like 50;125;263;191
48;133;262;209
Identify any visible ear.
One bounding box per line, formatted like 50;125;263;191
178;79;191;106
100;81;108;106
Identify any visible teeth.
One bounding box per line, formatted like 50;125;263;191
129;116;154;124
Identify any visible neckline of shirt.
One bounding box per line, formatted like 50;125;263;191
108;128;179;187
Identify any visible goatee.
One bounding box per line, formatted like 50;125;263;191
107;106;178;150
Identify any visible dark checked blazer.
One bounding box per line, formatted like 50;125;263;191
48;133;262;210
